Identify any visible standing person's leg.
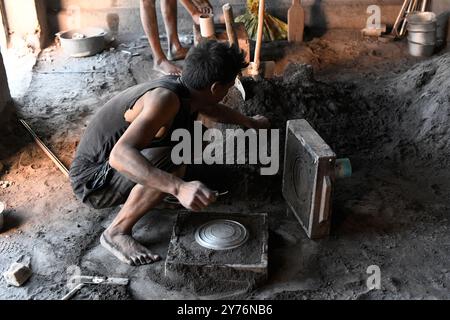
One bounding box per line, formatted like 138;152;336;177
140;0;182;75
161;0;189;61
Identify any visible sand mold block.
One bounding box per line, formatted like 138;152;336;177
164;212;268;294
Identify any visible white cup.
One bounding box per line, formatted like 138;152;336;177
199;14;215;38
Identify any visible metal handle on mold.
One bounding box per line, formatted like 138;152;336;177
319;176;332;224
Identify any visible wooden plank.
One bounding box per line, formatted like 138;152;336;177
288;0;305;42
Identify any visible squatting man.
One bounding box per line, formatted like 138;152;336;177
70;41;273;266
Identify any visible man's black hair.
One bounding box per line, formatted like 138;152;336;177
182;41;248;90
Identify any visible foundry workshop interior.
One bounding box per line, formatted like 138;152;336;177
0;0;449;300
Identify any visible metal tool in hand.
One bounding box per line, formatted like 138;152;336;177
61;275;129;300
214;191;230;197
164;191;229;205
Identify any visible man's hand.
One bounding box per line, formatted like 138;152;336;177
192;0;213;14
251;115;271;129
183;0;213;24
176;181;217;211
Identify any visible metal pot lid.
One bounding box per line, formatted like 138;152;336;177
195;220;249;251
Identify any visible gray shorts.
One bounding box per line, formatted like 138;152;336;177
83;147;177;209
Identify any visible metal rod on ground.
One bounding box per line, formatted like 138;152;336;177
19;119;69;178
36;71;106;74
61;284;84;300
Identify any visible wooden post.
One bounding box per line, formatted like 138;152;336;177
0;0;9;49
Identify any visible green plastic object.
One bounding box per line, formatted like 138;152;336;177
335;158;352;179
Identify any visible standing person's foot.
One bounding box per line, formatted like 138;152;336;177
192;0;213;14
167;45;189;62
100;228;161;266
153;58;182;76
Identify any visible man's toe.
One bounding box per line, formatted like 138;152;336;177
124;257;134;266
141;256;151;264
131;256;142;266
139;255;149;265
152;254;161;262
142;254;154;264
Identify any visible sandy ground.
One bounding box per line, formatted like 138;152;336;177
0;33;449;300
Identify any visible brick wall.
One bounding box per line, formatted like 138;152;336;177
46;0;404;40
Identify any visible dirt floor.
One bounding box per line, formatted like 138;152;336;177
0;31;449;300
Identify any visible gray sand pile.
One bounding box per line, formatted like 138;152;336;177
223;52;450;171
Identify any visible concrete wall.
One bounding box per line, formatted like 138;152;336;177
0;49;10;116
2;0;49;49
431;0;450;45
46;0;404;40
431;0;450;15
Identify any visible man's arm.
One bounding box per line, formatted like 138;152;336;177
109;89;216;211
109;89;183;195
199;103;271;129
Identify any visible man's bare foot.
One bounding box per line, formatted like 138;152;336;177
100;229;161;266
167;45;189;62
153;59;182;76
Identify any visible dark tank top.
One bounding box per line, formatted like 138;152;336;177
70;76;195;195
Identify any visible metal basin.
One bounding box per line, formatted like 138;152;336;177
57;27;107;58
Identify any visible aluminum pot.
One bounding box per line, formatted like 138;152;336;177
407;30;436;45
56;27;107;58
407;12;437;32
408;40;435;57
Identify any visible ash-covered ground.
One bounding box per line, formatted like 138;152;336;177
0;37;449;300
